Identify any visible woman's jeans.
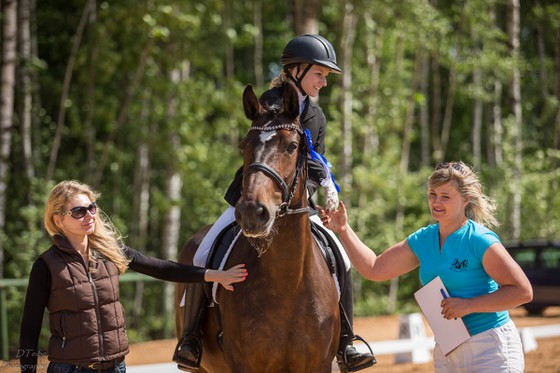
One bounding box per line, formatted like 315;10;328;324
47;361;126;373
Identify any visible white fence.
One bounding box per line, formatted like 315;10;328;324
127;315;560;372
352;313;560;364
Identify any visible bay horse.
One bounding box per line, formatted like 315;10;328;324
175;83;340;373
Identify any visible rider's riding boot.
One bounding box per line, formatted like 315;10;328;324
173;282;207;369
336;268;377;373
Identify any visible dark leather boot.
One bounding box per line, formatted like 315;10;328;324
336;268;376;373
337;343;377;373
173;282;207;369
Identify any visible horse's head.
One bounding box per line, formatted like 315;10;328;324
235;84;308;254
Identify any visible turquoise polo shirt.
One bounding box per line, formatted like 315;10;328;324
407;220;510;336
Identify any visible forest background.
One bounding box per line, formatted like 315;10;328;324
1;0;559;356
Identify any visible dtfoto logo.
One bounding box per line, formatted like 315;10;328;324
450;258;468;272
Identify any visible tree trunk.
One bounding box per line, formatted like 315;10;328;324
253;0;264;87
47;0;95;181
492;80;504;165
0;0;18;278
340;1;356;192
129;92;153;327
439;4;466;163
507;0;522;240
535;0;548;100
357;9;380;234
440;58;457;162
290;0;319;35
223;0;234;80
30;0;41;162
362;11;380;162
419;52;430;167
554;28;560;150
399;49;423;175
472;68;483;169
430;53;443;163
93;37;154;186
389;48;423;313
160;68;184;338
84;4;98;182
17;0;35;181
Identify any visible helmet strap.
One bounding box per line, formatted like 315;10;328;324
285;64;312;96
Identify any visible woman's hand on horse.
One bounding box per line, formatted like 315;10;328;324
205;264;248;291
318;201;348;234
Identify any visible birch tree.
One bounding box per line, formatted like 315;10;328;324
0;0;18;278
18;0;35;182
160;67;186;337
290;0;320;35
340;0;356;192
46;0;95;181
253;0;264;87
507;0;522;240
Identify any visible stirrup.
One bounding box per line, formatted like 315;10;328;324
339;335;376;373
173;334;203;369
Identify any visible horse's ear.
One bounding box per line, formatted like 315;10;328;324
282;83;300;121
243;84;261;120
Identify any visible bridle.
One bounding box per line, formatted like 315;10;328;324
244;123;309;217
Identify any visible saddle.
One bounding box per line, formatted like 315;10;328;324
200;218;349;350
204;219;347;296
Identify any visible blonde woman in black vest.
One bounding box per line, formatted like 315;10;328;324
19;180;248;373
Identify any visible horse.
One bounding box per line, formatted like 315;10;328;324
175;83;340;373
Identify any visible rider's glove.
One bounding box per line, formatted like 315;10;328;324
321;178;339;212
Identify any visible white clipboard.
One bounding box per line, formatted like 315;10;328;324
414;276;471;355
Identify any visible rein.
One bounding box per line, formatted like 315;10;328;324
245;123;309;217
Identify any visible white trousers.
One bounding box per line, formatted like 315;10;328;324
433;319;524;373
192;206;351;271
193;206;236;267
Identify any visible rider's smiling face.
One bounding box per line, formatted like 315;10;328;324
292;64;330;98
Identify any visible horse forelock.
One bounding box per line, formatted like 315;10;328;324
263;100;282;115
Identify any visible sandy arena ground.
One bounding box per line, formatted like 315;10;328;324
2;306;559;372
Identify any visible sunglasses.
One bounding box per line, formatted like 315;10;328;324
436;162;465;173
62;202;97;219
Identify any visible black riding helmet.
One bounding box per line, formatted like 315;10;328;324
281;34;342;96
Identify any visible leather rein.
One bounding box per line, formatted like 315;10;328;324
245;123;309;217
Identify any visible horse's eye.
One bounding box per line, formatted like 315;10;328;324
287;142;298;153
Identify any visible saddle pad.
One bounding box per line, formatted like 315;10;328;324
209;222;342;303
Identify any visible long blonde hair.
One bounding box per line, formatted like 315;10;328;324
44;180;129;274
428;161;500;229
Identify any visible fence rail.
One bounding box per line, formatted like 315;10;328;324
352;323;560;362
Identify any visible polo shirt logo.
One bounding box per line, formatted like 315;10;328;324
450;258;468;272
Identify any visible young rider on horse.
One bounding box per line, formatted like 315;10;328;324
173;34;376;373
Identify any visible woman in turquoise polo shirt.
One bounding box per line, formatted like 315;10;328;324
318;161;532;372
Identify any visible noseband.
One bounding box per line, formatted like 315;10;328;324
245;123;309;217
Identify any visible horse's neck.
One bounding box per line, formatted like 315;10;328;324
263;214;315;265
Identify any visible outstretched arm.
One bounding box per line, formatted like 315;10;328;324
319;201;419;281
125;247;247;290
